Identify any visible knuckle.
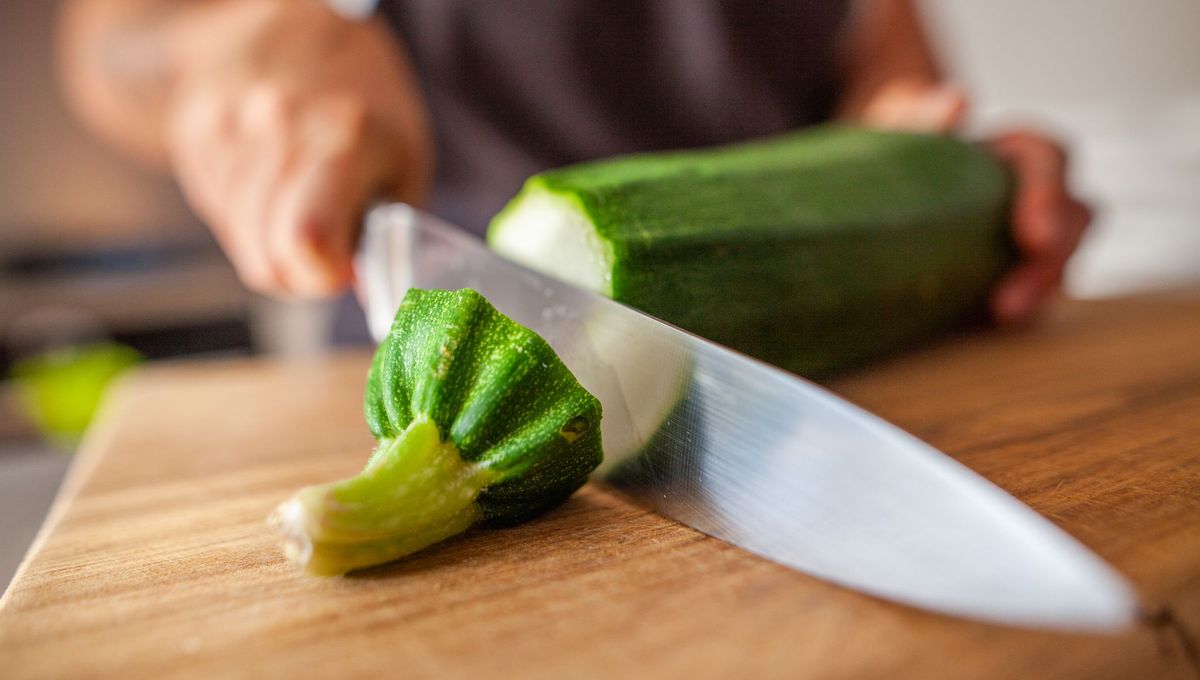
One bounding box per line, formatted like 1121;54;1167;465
192;89;236;133
297;215;338;259
304;212;351;262
244;82;295;129
170;93;211;138
268;213;322;269
268;219;348;298
1042;139;1069;168
1024;132;1068;168
1022;184;1058;217
327;96;370;149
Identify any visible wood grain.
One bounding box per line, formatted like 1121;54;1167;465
3;292;1199;679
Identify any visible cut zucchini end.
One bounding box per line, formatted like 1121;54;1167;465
268;417;497;576
487;183;613;295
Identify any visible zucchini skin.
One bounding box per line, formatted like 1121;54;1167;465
270;288;603;575
492;125;1015;376
365;288;604;525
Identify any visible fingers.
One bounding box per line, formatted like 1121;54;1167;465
266;99;375;296
991;257;1067;325
166;85;238;241
229;85;297;291
166;82;382;297
988;132;1093;324
991;133;1071;253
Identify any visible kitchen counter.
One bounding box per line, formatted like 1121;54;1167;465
2;292;1199;679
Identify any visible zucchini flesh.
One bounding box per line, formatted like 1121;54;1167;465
489;125;1014;375
271;288;603;575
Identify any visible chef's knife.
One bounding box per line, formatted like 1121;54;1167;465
355;203;1137;631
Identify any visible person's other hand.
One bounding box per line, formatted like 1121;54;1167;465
985;132;1091;324
164;0;431;297
855;83;1092;324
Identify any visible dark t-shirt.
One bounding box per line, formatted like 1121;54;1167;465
379;0;850;233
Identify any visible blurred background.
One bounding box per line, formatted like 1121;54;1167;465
1;0;1197;589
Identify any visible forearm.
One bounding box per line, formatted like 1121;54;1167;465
56;0;379;167
57;0;204;166
836;0;946;123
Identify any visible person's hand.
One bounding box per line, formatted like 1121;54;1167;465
985;132;1091;324
854;83;1092;324
164;0;431;297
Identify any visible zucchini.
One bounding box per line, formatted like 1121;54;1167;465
488;125;1014;375
270;288;603;575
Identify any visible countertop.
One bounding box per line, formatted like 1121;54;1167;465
3;292;1199;679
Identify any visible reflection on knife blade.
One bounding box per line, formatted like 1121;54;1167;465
356;203;1137;631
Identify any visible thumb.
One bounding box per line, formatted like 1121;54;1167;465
862;83;968;134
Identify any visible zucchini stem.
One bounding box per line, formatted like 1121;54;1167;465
269;417;498;575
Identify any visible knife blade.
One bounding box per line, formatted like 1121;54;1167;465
355;203;1137;631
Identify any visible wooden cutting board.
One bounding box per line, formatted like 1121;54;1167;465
3;292;1199;679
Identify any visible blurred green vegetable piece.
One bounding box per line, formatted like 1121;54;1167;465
270;288;604;576
12;342;141;443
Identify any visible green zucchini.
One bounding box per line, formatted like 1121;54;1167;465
488;125;1014;375
270;288;603;575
